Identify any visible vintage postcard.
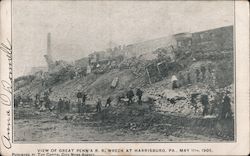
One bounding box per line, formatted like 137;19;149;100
0;0;249;155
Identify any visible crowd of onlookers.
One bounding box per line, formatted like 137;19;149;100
14;83;232;120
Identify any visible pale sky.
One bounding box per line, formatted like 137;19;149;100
13;0;234;77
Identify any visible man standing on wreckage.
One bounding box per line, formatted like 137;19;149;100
221;90;232;119
127;85;134;105
76;89;83;113
136;88;143;105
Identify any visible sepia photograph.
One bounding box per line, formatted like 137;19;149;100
12;0;235;143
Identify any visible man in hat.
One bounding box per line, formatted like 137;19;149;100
126;88;134;105
64;97;70;113
96;97;102;112
136;88;143;105
200;92;209;116
57;98;63;114
81;91;87;113
171;75;178;90
221;91;232;119
34;93;40;108
76;90;83;113
105;96;112;107
43;92;51;110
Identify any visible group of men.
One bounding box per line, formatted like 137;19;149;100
96;96;112;112
57;97;71;113
34;90;52;110
94;87;144;113
76;90;87;113
191;90;232;119
95;87;144;113
126;87;143;105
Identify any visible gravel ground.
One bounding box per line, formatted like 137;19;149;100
14;105;231;143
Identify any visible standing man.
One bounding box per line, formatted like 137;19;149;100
201;93;209;116
34;93;40;108
105;96;112;107
44;92;51;110
96;97;102;112
64;97;70;113
196;69;200;82
57;98;63;114
221;91;232;119
187;73;191;84
200;66;206;81
126;88;134;105
136;88;143;105
171;75;178;90
76;90;83;113
82;91;87;105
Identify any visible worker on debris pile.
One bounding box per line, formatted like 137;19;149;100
82;91;87;105
64;97;70;113
57;98;63;113
221;91;232;119
76;90;83;113
39;95;46;111
44;92;51;110
136;88;143;105
34;93;40;108
126;88;134;105
200;92;209;116
96;97;102;112
200;66;206;81
187;73;191;84
171;75;178;90
61;97;66;112
105;97;112;107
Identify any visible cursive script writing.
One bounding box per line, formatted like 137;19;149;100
0;39;13;82
1;80;12;94
0;39;13;149
1;111;11;149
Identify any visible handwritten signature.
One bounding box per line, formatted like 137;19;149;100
1;110;11;149
0;39;13;149
0;39;13;82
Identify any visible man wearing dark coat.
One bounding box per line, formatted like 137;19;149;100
136;88;143;105
57;98;63;113
126;89;134;105
76;91;83;113
221;91;232;119
105;97;112;107
201;94;209;116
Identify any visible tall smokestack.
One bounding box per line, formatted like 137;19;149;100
47;33;51;56
44;33;54;71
